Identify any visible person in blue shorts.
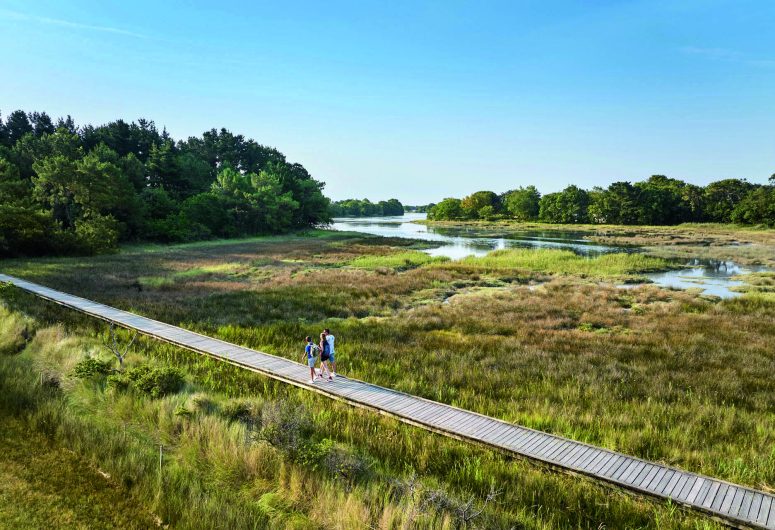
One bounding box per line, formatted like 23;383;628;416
302;336;319;383
324;328;336;377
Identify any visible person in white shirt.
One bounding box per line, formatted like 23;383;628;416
324;328;336;376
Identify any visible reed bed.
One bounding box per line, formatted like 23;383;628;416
1;229;771;528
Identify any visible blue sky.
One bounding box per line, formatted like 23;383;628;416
1;0;774;203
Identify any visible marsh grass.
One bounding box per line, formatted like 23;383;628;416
422;220;775;266
349;251;449;270
0;300;722;529
1;230;772;527
0;415;160;529
730;272;775;298
0;304;34;355
449;249;672;278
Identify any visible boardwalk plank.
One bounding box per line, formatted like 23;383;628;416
713;485;736;513
599;454;625;476
544;440;572;460
581;451;609;473
522;433;552;454
549;442;577;465
685;477;708;505
677;476;699;502
738;490;754;519
3;272;775;530
631;463;655;488
728;488;745;517
665;473;688;498
576;447;601;470
561;445;590;468
507;429;541;451
749;494;764;523
533;437;563;458
620;461;646;484
613;460;639;482
700;481;722;509
498;428;534;451
711;484;731;512
767;497;775;527
589;452;616;475
720;486;738;513
567;446;595;469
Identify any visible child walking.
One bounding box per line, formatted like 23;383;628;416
303;336;319;383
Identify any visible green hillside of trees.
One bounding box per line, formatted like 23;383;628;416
429;176;775;226
330;198;404;217
0;110;331;257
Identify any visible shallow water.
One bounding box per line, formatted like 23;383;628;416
330;214;767;298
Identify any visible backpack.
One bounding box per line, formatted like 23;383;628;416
309;344;321;358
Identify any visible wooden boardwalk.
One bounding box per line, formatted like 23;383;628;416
1;272;773;529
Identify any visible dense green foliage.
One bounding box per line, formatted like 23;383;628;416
72;357;113;378
329;197;404;217
0;109;331;257
107;365;185;397
429;175;775;225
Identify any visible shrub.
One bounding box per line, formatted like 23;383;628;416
106;365;185;398
127;366;185;398
72;357;114;378
258;401;312;457
323;446;372;483
221;399;255;423
106;373;131;392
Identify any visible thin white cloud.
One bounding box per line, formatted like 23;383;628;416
0;8;149;39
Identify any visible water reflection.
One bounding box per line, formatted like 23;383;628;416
329;214;767;298
332;214;619;258
641;260;768;298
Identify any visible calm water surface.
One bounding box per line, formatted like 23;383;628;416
330;213;767;298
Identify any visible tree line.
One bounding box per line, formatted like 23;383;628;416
0;110;331;257
329;198;404;217
404;204;433;213
428;175;775;226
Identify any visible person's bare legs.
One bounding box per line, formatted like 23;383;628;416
321;360;333;380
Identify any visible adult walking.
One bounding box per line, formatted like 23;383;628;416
319;332;334;382
324;328;336;377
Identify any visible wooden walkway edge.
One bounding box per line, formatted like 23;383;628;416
1;272;773;529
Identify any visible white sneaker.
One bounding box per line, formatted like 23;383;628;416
332;372;336;378
309;379;315;384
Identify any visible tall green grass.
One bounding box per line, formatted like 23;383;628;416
451;249;671;276
0;298;722;529
349;251;449;270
